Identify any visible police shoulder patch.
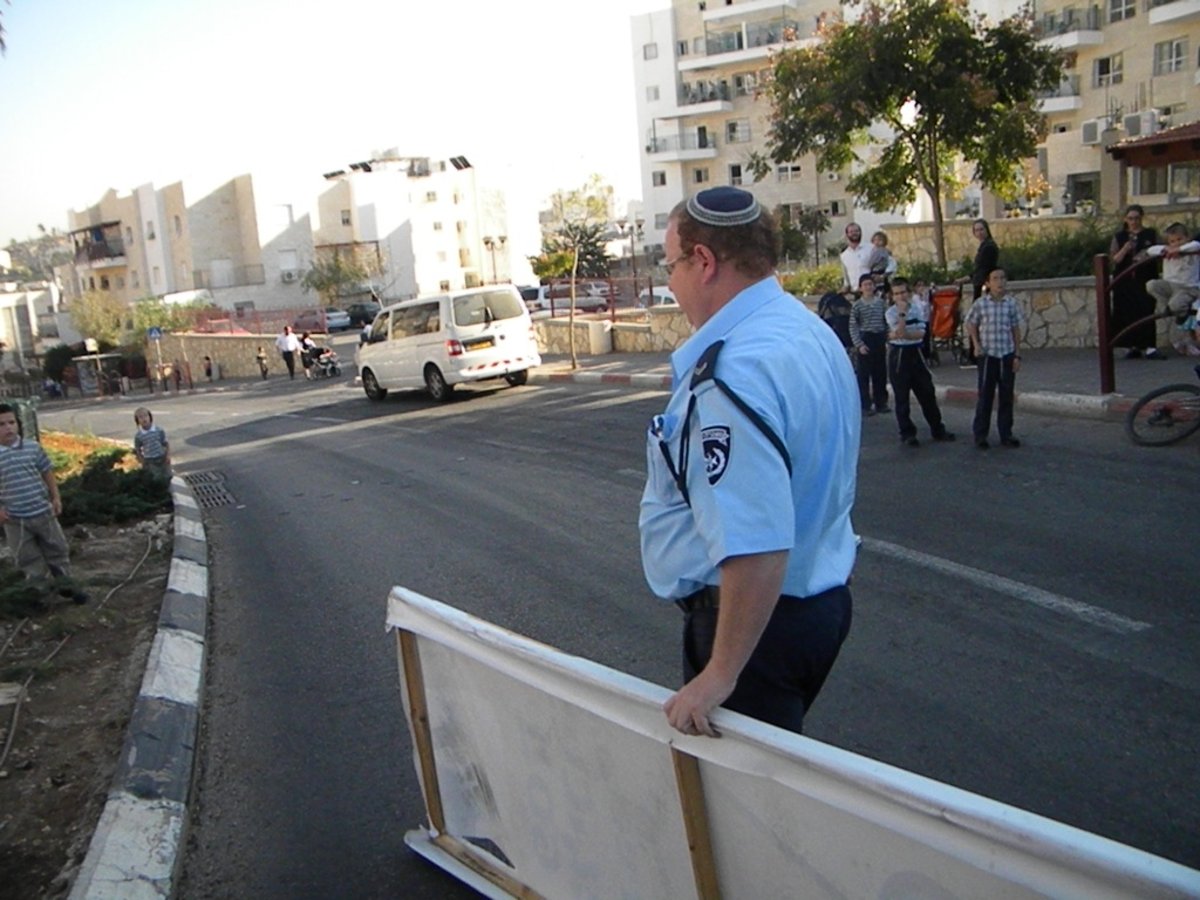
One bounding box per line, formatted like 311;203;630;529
702;425;731;485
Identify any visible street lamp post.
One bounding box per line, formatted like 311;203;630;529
482;235;506;284
617;217;644;300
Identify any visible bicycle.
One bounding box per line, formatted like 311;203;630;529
1124;365;1200;446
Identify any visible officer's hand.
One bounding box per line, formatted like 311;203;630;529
663;669;735;738
857;345;869;356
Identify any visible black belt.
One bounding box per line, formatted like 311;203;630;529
675;584;845;614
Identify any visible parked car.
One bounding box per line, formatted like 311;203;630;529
294;306;351;332
345;301;381;327
637;286;677;307
523;283;608;313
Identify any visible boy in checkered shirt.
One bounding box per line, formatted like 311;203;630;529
965;269;1027;449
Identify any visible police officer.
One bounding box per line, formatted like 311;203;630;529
639;187;860;737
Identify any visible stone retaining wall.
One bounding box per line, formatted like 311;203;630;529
147;333;281;380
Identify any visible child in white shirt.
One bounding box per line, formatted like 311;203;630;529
1145;222;1200;320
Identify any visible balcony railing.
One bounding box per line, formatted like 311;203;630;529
1038;75;1083;99
74;239;125;265
647;134;719;153
705;17;801;56
1035;5;1102;37
680;81;732;105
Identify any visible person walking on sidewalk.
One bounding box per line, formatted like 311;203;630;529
639;187;859;737
965;269;1026;449
886;278;955;447
276;325;300;380
849;273;890;415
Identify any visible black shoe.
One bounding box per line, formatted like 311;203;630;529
933;431;957;442
903;436;920;447
1000;436;1021;448
975;438;990;449
1123;348;1142;359
1144;348;1167;360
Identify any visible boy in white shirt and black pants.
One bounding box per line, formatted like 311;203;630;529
886;278;955;447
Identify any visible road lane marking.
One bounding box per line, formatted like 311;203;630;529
861;537;1152;635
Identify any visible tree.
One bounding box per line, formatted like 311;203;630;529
751;0;1063;267
301;255;368;306
777;205;832;267
537;176;612;367
69;291;128;345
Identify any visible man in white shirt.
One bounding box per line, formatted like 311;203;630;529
839;222;873;292
275;325;301;380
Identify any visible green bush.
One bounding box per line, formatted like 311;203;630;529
58;449;172;527
782;263;845;296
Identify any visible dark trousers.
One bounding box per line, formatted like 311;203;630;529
281;350;296;379
682;585;852;734
974;354;1017;440
888;344;946;439
855;332;888;411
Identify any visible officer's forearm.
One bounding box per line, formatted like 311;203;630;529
707;551;789;683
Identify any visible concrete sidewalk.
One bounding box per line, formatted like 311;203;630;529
531;347;1200;421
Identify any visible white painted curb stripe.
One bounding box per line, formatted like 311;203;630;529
174;516;204;541
68;794;184;900
139;629;204;707
861;537;1151;635
171;491;199;511
168;557;207;598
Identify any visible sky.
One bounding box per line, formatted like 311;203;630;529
0;0;661;263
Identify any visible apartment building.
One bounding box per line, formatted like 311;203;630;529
314;153;510;300
1034;0;1200;210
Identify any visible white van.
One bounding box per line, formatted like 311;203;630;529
354;286;541;401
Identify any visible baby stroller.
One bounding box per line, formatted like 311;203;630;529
817;291;854;358
927;286;970;367
307;345;341;378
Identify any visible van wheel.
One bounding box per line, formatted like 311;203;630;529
425;365;453;402
505;370;528;387
362;369;387;401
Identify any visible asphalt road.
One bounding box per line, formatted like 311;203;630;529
41;372;1200;895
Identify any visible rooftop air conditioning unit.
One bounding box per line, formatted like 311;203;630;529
1123;110;1161;137
1080;119;1102;145
281;270;297;283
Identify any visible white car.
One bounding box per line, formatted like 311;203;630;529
637;286;677;307
522;283;609;313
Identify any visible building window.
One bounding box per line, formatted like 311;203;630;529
776;164;803;182
439;280;451;292
1108;0;1135;22
677;40;688;57
646;85;660;102
733;72;757;96
174;215;182;237
457;220;467;232
152;266;160;286
88;276;95;291
729;164;743;186
1153;39;1187;75
100;276;110;290
655;212;669;230
146;221;156;240
1094;53;1123;87
433;221;444;231
830;199;848;216
426;191;437;202
1135;166;1169;194
341;209;351;226
1171;163;1200;199
652;170;667;187
643;43;658;60
725;119;751;143
693;168;710;184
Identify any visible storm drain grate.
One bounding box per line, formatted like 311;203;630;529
182;470;236;509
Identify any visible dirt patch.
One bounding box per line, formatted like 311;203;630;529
0;519;173;900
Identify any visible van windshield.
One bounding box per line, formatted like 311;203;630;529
453;290;525;326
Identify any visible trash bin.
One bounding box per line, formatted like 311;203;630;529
9;397;40;443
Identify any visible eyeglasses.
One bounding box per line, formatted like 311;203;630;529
663;250;693;275
1125;214;1142;221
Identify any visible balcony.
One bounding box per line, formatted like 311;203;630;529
73;239;126;269
678;16;814;72
1035;6;1103;48
1148;0;1200;24
646;133;719;162
1037;76;1084;112
658;81;735;119
702;0;800;23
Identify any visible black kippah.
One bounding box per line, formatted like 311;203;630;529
686;187;761;227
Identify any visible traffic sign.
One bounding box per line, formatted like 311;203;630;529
148;327;163;340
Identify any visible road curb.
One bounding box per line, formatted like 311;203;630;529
69;478;207;900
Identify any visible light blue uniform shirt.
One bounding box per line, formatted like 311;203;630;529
639;277;861;601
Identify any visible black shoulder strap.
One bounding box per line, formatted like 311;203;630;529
688;340;793;477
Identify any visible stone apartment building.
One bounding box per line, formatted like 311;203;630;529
630;0;1199;261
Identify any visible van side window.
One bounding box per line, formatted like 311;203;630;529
370;312;390;342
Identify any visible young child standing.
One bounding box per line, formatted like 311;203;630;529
133;407;171;480
885;278;955;447
849;273;890;415
0;403;87;603
965;269;1027;449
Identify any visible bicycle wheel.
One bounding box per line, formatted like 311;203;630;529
1125;383;1200;446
